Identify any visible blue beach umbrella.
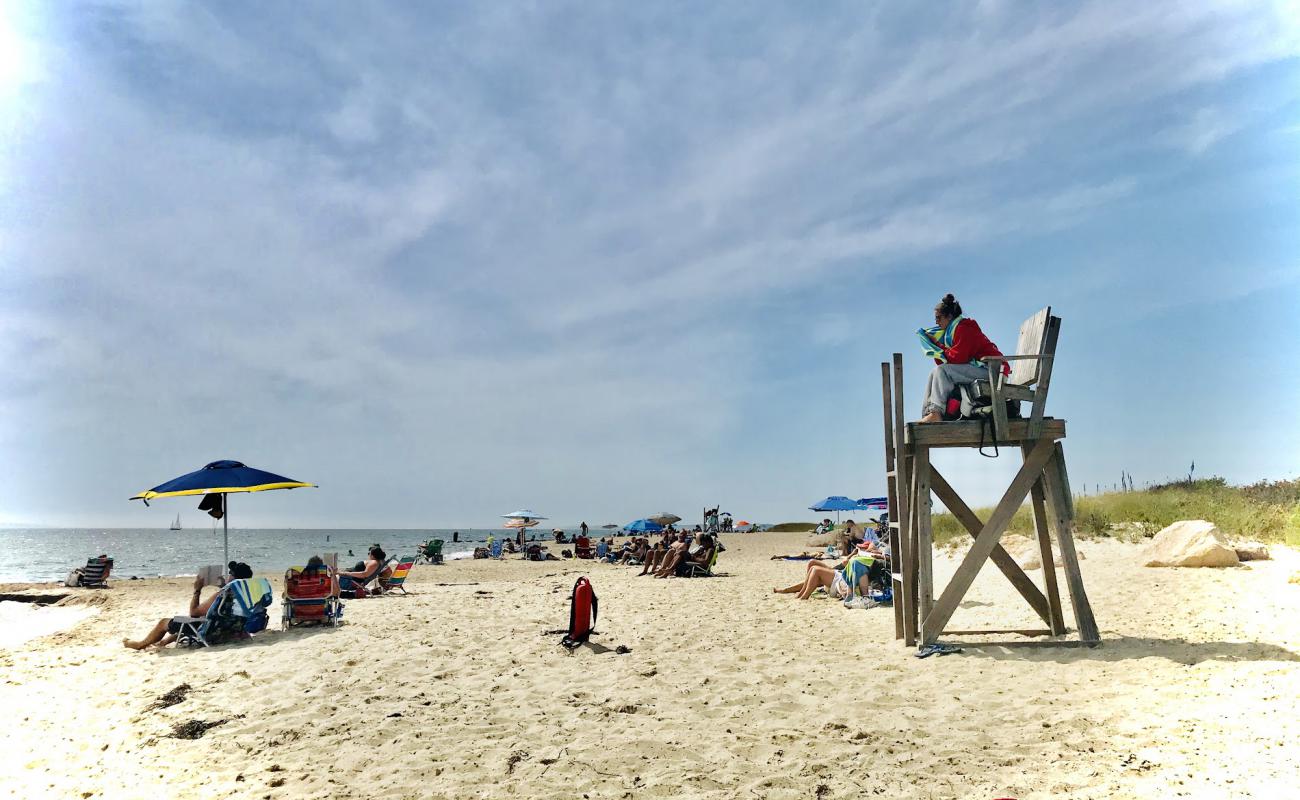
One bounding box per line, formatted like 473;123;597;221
131;459;316;565
809;495;862;523
625;518;664;533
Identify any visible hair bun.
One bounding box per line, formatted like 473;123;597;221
943;293;956;303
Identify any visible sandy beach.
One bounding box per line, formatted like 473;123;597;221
4;532;1299;799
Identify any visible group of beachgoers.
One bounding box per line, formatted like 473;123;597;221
122;545;396;650
589;527;719;578
772;517;891;607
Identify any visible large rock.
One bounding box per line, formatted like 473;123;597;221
1141;520;1239;568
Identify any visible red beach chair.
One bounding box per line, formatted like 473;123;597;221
282;565;342;628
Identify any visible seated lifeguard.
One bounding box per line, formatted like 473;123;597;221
917;293;1009;423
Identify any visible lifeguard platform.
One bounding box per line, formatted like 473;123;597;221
880;307;1099;647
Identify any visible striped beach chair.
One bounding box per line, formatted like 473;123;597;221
67;556;113;588
380;557;415;595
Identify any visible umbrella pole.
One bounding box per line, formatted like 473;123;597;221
223;493;229;567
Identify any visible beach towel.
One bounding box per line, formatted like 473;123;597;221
917;315;988;368
229;578;273;634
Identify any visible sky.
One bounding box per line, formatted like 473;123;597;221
1;1;1298;529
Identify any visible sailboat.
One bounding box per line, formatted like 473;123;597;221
170;513;182;531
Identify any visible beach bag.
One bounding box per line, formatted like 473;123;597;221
944;383;1021;458
561;577;598;649
64;569;81;587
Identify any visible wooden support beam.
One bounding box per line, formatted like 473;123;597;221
880;361;904;641
915;447;934;622
1027;467;1066;636
988;360;1010;441
1043;443;1099;644
921;437;1057;645
928;466;1053;627
905;418;1065;448
891;354;915;646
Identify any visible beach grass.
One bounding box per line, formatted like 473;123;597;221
932;476;1300;546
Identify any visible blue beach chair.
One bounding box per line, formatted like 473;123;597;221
174;578;273;647
490;539;504;560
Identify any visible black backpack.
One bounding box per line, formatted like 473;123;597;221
943;383;1021;457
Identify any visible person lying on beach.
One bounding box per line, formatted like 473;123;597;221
654;534;715;578
768;551;835;561
122;563;254;649
918;293;1009;423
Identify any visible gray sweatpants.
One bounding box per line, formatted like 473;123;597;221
922;363;989;417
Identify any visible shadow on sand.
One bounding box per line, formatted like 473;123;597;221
947;634;1300;664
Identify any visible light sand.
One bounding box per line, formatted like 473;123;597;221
3;533;1299;799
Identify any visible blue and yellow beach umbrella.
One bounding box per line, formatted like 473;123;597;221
131;459;316;565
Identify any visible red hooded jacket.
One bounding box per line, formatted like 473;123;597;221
935;317;1009;376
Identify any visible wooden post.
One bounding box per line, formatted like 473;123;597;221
988;360;1009;441
1028;477;1067;636
915;446;934;622
921;436;1057;644
891;354;915;646
1043;443;1099;644
880;362;904;640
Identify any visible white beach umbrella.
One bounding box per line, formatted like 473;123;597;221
502;509;547;520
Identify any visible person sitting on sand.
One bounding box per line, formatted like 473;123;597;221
638;531;681;575
338;546;386;594
123;563;254;649
918;293;1009;423
773;558;854;601
773;542;884;601
654;534;715;578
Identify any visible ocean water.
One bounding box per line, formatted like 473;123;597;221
0;527;583;583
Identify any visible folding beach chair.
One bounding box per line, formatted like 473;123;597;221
574;536;594;559
422;539;445;565
282;566;343;628
174;578;273;647
379;557;415;595
489;539;504;560
339;561;384;599
679;547;719;578
66;556;114;588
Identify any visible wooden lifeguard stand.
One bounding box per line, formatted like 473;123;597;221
880;307;1099;647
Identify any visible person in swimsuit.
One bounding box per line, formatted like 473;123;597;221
122;562;254;649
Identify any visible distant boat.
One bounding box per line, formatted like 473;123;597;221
170;513;182;531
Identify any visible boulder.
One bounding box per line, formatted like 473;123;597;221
1234;543;1270;562
1141;520;1239;568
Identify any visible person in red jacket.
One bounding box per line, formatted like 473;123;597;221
920;293;1009;423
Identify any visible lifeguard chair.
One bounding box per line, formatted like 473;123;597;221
880;307;1099;647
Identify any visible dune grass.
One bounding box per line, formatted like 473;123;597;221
931;477;1300;546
